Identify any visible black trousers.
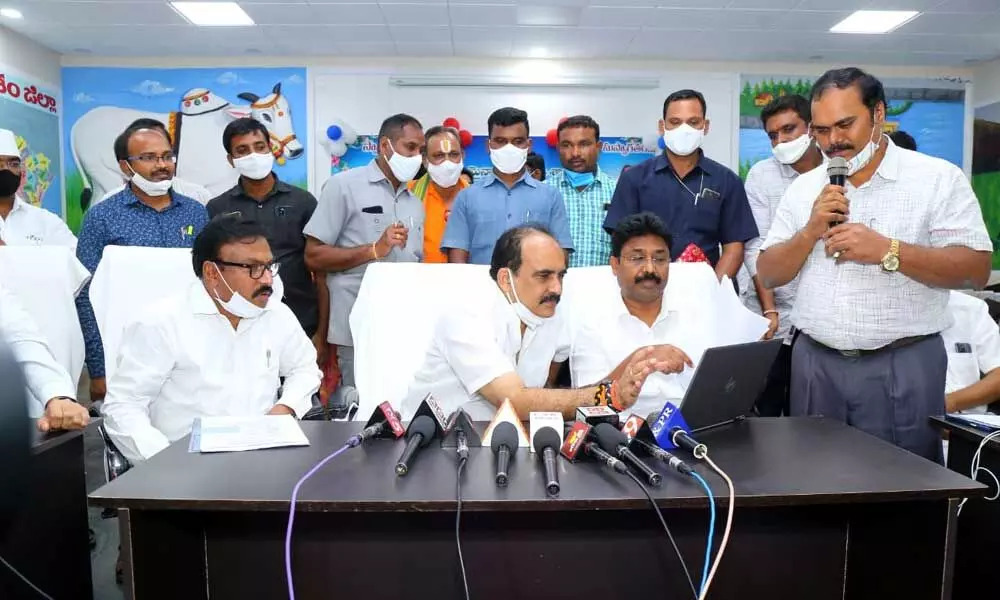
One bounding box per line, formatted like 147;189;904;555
754;342;792;417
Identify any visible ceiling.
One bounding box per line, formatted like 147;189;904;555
2;0;1000;66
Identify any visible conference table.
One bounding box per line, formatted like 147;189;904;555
930;416;1000;600
91;417;983;600
1;425;93;600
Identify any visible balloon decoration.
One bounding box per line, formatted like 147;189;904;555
442;117;474;149
545;128;558;148
320;119;358;158
641;133;661;153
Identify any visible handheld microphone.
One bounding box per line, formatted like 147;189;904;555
632;438;694;475
456;429;469;462
347;402;404;447
583;441;629;474
622;414;695;476
532;426;562;497
394;415;437;477
648;404;706;457
594;423;662;486
828;156;849;259
491;421;518;487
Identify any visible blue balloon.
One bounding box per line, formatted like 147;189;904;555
326;124;343;141
657;136;666;150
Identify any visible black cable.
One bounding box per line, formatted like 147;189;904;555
456;457;471;600
624;469;698;600
0;554;54;600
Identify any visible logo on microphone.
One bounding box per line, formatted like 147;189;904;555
560;422;591;461
621;415;644;441
652;404;673;435
379;401;405;438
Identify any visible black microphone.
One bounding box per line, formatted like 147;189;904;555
632;438;694;476
492;422;518;487
456;428;469;462
532;426;562;497
828;156;849;259
584;441;629;474
595;423;662;486
347;405;403;447
395;416;437;477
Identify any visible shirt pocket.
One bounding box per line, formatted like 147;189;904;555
947;350;981;393
360;205;388;241
256;345;282;402
690;194;722;234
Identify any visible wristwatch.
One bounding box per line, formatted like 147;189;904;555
881;239;900;272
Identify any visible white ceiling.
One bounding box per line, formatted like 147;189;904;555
1;0;999;65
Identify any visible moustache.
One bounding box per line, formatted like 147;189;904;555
252;286;274;299
635;272;662;285
824;143;854;154
539;293;561;305
151;170;172;179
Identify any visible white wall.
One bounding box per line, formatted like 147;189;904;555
973;58;1000;108
0;25;60;87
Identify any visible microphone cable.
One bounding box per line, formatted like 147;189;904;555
698;454;735;600
958;428;1000;517
623;469;698;600
285;441;352;600
0;554;54;600
688;472;717;597
455;454;471;600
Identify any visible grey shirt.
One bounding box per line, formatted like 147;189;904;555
304;160;424;346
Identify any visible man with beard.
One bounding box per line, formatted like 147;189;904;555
757;67;992;462
401;225;664;421
571;212;714;419
101;216;320;463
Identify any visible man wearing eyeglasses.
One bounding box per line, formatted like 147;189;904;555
0;128;77;247
570;212;717;419
101;216;320;463
75;125;209;404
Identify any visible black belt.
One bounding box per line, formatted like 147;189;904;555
801;333;937;358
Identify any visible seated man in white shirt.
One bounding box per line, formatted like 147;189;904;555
401;225;662;421
942;291;1000;414
572;212;717;419
102;215;321;462
0;281;90;431
0;128;77;248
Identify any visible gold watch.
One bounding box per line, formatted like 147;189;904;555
881;239;900;272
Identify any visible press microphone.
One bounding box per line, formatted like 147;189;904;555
649;404;707;458
532;426;562;497
621;414;695;476
828;156;849;259
456;429;469;462
632;438;694;476
347;401;405;447
583;441;629;474
594;423;662;486
491;421;518;487
394;415;437;477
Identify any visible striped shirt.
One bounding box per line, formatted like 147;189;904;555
552;168;615;267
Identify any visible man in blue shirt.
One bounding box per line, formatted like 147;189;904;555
76;125;209;401
442;107;573;264
604;89;757;281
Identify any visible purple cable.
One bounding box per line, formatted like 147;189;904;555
285;442;353;600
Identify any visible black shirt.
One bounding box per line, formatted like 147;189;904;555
207;175;319;335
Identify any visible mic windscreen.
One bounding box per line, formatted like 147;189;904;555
827;156;848;179
407;415;437;447
532;426;561;453
594;422;627;453
491;421;518;453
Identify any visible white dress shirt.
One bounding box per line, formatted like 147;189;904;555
100;177;213;205
102;281;320;462
400;286;569;421
942;291;1000;415
743;157;802;341
760;138;993;350
0;196;77;248
570;278;716;420
0;281;76;417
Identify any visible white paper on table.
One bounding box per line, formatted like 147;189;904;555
713;275;771;346
189;415;310;453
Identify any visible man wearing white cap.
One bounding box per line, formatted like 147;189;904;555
0;128;77;248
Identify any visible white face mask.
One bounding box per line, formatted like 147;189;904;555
504;268;550;330
427;159;464;188
662;124;704;156
233;152;274;180
771;133;812;165
384;142;423;183
127;164;172;197
212;263;266;320
845;123;881;176
490;144;528;175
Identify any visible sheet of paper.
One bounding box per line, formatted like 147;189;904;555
189;415;310;453
713;275;771;346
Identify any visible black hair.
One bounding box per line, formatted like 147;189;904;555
126;118;167;134
222;117;270;155
889;130;917;151
489;225;556;281
378;113;422;143
192;215;268;278
114;125;170;162
610;212;673;258
663;89;706;119
810;67;886;117
760;94;811;129
488;107;529;137
526;152;545;180
461;167;474;183
424;125;461;149
557;115;600;140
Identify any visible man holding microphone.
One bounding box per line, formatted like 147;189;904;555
757;67;992;462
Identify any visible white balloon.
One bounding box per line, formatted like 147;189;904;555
642;133;660;152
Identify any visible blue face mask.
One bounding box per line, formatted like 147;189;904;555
564;169;595;188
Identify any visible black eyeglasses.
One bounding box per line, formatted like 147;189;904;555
215;260;279;280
